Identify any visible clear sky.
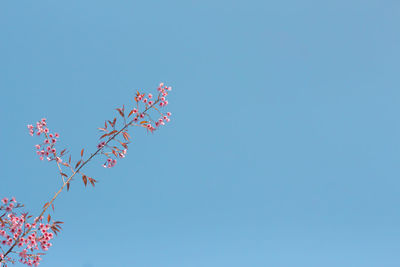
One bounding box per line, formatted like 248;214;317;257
1;0;400;266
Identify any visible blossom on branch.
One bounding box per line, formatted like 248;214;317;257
0;83;173;266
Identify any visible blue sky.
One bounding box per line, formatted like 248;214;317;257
1;0;400;266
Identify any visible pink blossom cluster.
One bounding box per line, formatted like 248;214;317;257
0;198;55;266
1;197;16;213
97;83;172;169
104;158;117;168
27;119;61;162
130;83;172;132
100;148;127;168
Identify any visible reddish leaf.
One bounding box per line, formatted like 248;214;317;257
109;130;118;136
88;177;98;187
82;175;87;187
100;133;108;139
47;214;51;223
60;149;66;155
81;149;84;157
60;173;68;177
112;118;117;126
43;202;49;210
98;128;107;132
128;109;135;117
51;203;55;211
116;108;124;117
75;160;81;169
122;132;130;141
105;121;108;129
67;182;70;191
112;149;117;157
118;140;128;149
51;227;57;235
140;121;148;124
68;155;71;164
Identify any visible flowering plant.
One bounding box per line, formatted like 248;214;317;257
0;83;172;266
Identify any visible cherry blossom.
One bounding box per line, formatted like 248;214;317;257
1;83;173;266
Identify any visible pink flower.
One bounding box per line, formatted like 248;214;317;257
11;197;16;202
143;98;148;103
167;112;172;116
148;93;153;99
19;249;27;259
55;133;59;138
2;198;8;204
97;141;106;149
35;144;41;149
148;101;153;106
105;159;117;168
